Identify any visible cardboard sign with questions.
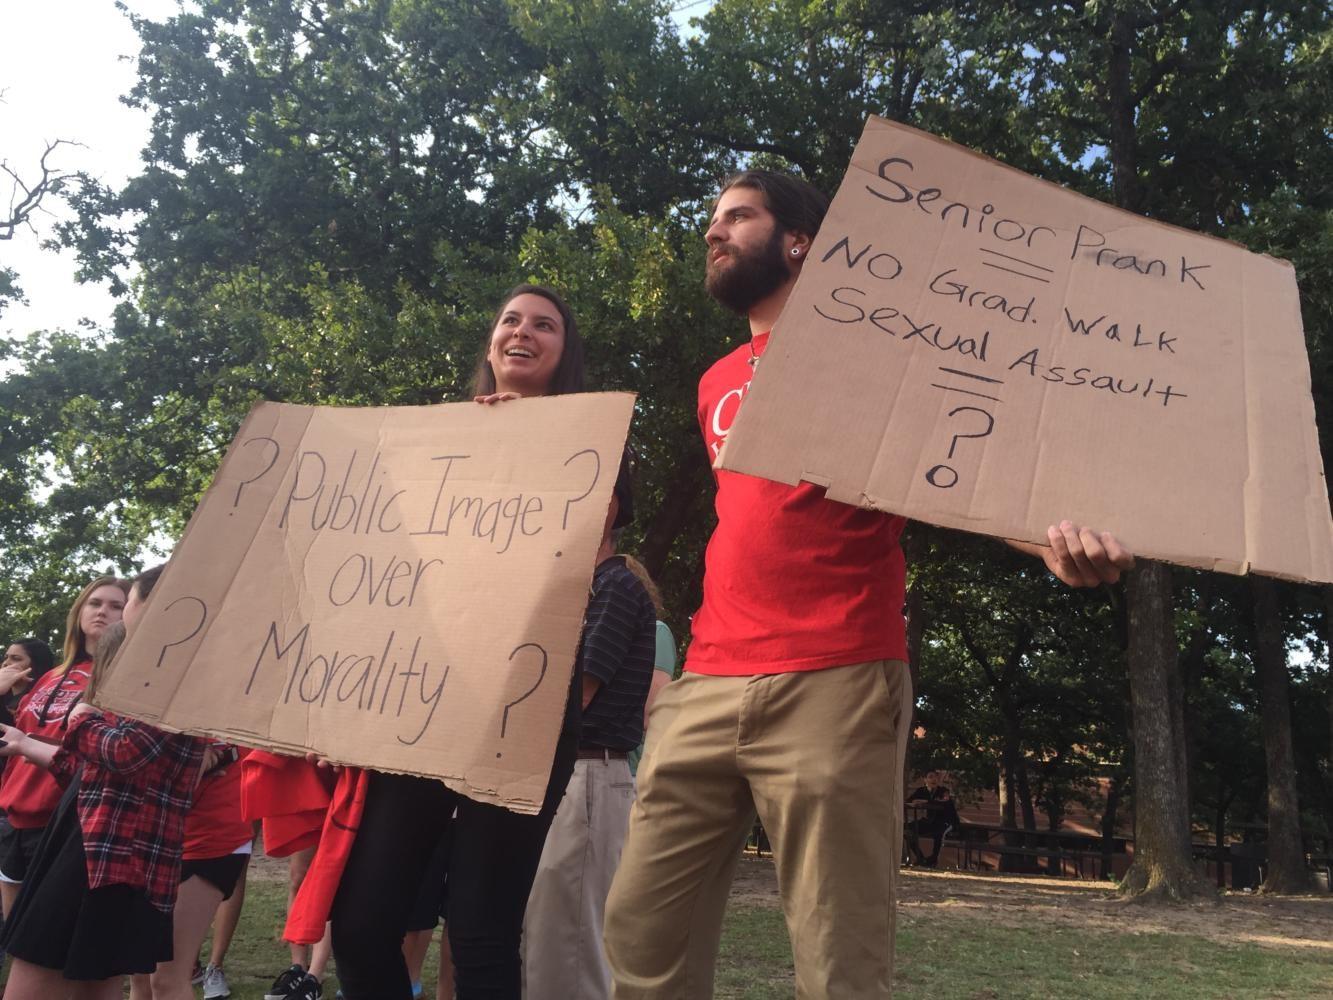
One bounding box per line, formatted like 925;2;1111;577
717;116;1333;582
91;394;635;813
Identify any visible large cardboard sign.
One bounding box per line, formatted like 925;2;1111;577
91;394;636;813
717;116;1333;582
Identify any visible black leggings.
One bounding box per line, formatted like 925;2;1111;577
330;732;576;1000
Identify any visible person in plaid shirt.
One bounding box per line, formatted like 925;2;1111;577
46;696;203;912
0;568;214;999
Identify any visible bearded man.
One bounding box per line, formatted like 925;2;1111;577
603;171;1133;999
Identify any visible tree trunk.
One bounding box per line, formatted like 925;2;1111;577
1045;791;1066;875
1107;12;1142;214
999;714;1029;871
1214;784;1235;890
1324;585;1333;845
1100;775;1121;881
1168;646;1191;822
1252;576;1312;893
1326;585;1333;776
1119;561;1212;901
902;577;926;796
998;761;1014;829
997;762;1029;872
1017;758;1038;834
637;448;708;579
1102;10;1208;903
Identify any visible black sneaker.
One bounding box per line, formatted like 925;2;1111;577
265;965;309;1000
290;973;323;1000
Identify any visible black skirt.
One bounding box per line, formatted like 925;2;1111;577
0;818;47;883
0;780;173;980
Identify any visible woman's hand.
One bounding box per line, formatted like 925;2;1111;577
0;723;29;757
200;744;226;775
67;702;102;725
304;750;341;772
0;724;57;768
0;662;32;697
473;391;523;405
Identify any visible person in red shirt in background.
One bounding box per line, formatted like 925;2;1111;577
0;576;128;919
603;171;1136;999
238;751;335;1000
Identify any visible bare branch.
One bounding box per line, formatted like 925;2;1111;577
1;139;82;241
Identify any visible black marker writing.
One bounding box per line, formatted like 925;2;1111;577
247;621;447;747
233;438;281;507
326;553;442;608
412;454;545;553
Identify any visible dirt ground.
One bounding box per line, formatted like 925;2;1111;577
253;848;1333;955
728;855;1333;955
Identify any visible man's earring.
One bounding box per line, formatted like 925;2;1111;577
791;248;801;256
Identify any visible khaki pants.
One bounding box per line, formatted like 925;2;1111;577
604;660;911;999
523;755;636;1000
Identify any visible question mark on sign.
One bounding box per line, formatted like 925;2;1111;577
231;437;282;511
143;596;209;688
497;642;548;757
926;406;995;489
561;449;601;531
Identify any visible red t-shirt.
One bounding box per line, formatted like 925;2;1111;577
685;332;908;675
184;748;253;861
0;661;92;829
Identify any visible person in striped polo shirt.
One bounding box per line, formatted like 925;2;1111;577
522;461;658;1000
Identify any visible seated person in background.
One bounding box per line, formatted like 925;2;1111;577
906;771;960;868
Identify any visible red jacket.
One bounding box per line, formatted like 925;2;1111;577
285;767;369;944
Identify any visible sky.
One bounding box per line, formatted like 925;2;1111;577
1;0;183;340
0;0;711;342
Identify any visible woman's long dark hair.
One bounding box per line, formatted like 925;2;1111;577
1;638;56;726
469;284;586;397
9;638;55;679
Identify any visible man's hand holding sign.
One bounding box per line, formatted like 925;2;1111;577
1015;521;1136;588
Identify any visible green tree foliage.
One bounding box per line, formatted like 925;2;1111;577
910;529;1127;839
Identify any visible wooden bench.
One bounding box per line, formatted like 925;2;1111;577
969;842;1098;879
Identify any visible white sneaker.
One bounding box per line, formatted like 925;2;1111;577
202;964;232;999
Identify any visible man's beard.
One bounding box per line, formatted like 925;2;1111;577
705;229;790;315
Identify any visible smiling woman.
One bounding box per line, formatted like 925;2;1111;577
471;284;586;400
324;282;590;1000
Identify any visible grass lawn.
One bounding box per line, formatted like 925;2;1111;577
4;862;1331;998
716;905;1333;999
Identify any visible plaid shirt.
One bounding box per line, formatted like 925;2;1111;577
51;712;205;912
